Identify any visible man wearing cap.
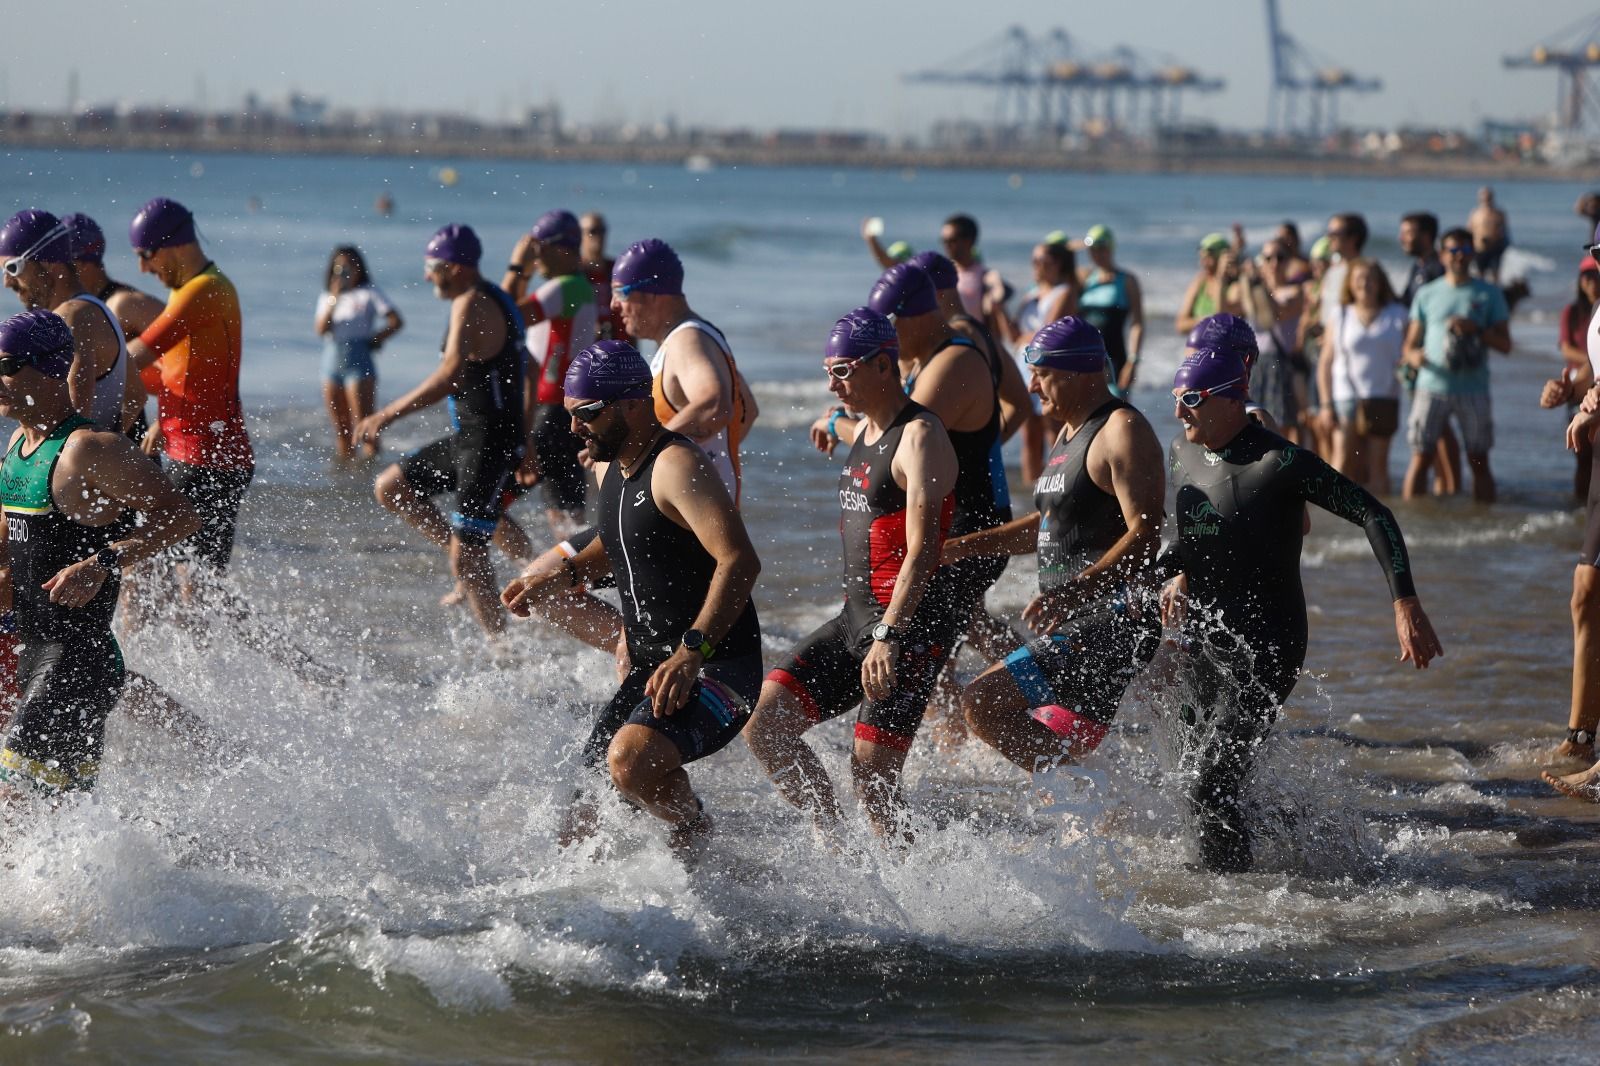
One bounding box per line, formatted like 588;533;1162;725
502;209;598;535
1157;348;1442;872
0;309;200;797
1176;233;1245;336
1077;226;1146;393
0;210;136;434
60;213;166;344
123;198;253;586
746;307;959;841
941;317;1165;772
360;224;529;638
1400;227;1512;504
501;340;762;855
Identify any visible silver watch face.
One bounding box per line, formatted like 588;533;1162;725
873;624;891;640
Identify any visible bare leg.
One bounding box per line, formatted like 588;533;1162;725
607;725;699;824
347;378;379;459
1402;450;1434;501
1562;565;1600;764
850;738;912;843
1434;427;1461;496
745;681;844;829
1466;451;1496;504
1368;433;1394;497
323;381;353;462
962;662;1082;772
1330;426;1355;479
1575;435;1593;504
374;465;452;548
121;671;221;756
449;536;505;637
493;514;535;565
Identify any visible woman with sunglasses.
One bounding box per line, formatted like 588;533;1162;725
314;245;402;464
1316;258;1405;496
1158;349;1442;873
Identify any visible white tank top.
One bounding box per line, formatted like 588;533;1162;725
1587;302;1600;382
651;318;740;502
73;292;129;431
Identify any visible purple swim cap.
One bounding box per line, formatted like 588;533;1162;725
1590;220;1600;248
612;239;684;296
0;210;72;264
1023;316;1108;372
564;339;652;401
1186;313;1259;369
867;263;938;318
128;197;196;252
60;213;106;263
425;223;481;267
0;310;75;379
1174;349;1249;400
907;251;959;292
529;209;581;249
826;307;899;361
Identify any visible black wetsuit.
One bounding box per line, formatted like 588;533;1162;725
1159;422;1416;872
400;280;528;545
917;335;1012;635
0;416;129;792
768;401;959;752
1004;399;1159;728
583;432;761;768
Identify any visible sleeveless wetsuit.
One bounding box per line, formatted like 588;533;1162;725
69;291;129;431
767;400;960;752
1001;399;1160;751
1159;423;1416;872
650;317;746;503
0;415;127;792
400;280;529;544
1079;269;1132;380
581;432;762;768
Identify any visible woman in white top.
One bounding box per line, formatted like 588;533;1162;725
1316;258;1405;495
989;239;1078;482
314;245;403;462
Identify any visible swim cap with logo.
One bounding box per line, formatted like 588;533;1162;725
1023;316;1108;372
0;309;75;378
0;210;72;264
529;209;581;249
1187;312;1259;369
825;307;899;361
128;198;197;252
425;223;481;267
564;339;653;401
867;262;937;318
1084;224;1115;250
612;238;684;296
1198;233;1230;256
1173;349;1248;400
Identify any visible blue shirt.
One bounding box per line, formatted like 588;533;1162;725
1408;276;1509;396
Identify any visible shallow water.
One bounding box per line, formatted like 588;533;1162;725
0;148;1596;1062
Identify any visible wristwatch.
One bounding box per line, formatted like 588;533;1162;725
871;622;899;643
681;629;715;661
1569;727;1596;747
94;546;122;575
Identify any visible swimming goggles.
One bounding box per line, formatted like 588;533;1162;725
613;279;660;298
1174;378;1243;408
571;398;613;423
423;257;451;274
825;349;889;379
2;222;72;278
0;345;70;377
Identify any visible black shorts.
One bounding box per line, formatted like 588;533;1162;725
580;651;763;768
0;633;125;793
400;432;522;546
767;592;962;752
166;460;253;571
1003;601;1161;723
531;403;587;516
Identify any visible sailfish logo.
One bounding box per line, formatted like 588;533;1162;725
1184;500;1224;536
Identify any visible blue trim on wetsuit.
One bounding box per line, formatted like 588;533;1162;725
1004;642;1058;707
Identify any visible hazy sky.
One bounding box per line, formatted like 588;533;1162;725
4;0;1598;134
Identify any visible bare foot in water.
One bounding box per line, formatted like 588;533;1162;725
439;583;467;607
1541;762;1600;803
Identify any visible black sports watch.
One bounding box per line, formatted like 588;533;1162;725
1569;727;1596;747
682;629;715;661
94;546;122;575
871;622;899;643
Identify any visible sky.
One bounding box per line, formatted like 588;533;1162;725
3;0;1598;135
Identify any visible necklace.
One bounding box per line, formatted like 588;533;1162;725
619;428;665;477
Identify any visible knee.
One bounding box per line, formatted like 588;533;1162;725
1574;568;1600;620
373;466;406;510
449;537;489;576
745;685;805;756
606;742;647;798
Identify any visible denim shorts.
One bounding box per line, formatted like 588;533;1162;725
322;338;376;385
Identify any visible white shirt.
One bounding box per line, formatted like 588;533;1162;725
316;285;395;345
1332;301;1407;402
1588;301;1600;381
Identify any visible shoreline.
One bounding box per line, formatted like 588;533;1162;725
0;130;1578;184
